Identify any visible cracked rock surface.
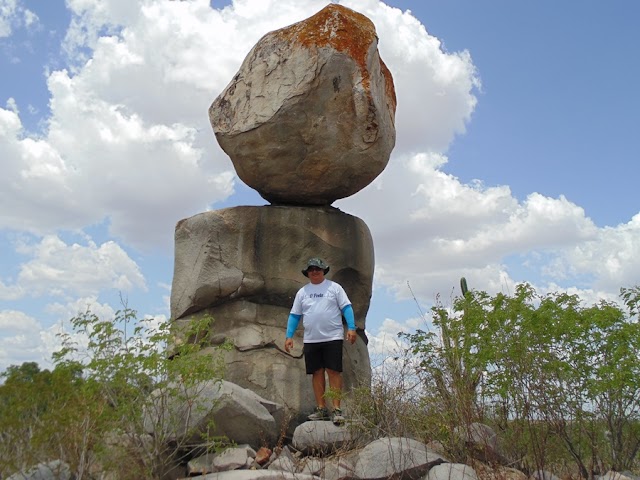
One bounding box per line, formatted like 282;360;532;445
170;205;373;416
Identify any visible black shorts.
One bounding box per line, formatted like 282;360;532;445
303;340;343;374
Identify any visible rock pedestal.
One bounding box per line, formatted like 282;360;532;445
171;205;374;416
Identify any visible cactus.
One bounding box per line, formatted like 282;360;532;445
460;277;469;297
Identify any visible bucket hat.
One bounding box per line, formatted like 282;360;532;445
302;257;330;277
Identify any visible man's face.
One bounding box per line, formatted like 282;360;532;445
307;266;325;284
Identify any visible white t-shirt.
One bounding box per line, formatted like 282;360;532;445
291;279;351;343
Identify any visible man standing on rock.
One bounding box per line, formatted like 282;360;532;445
284;257;357;426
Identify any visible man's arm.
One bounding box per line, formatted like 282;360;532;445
341;304;357;344
284;313;301;352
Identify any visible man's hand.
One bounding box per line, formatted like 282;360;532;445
346;329;357;345
284;337;294;353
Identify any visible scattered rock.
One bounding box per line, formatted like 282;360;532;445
6;460;71;480
255;447;272;466
530;470;562;480
429;463;478;480
292;420;367;454
456;422;510;464
267;446;298;473
213;445;257;472
354;436;448;479
320;455;357;480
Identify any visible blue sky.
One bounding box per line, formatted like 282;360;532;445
1;0;638;371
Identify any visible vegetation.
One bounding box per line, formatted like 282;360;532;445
383;283;640;478
0;305;229;479
2;285;639;479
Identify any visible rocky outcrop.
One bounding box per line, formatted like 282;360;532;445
209;4;396;205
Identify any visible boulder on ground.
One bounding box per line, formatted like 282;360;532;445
429;463;478;480
143;379;281;449
354;436;448;479
292;420;368;454
6;461;71;480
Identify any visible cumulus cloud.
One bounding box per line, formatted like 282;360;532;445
0;310;57;372
0;235;146;300
0;309;40;332
45;295;116;321
367;316;412;357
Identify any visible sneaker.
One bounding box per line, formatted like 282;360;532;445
332;408;345;426
307;406;330;421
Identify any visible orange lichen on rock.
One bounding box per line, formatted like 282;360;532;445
273;4;387;96
380;58;397;119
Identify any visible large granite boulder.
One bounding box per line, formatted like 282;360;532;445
209;4;396;205
171;205;374;329
170;205;373;417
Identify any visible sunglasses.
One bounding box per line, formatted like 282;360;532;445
307;266;323;272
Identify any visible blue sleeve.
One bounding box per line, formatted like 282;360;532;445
341;305;356;330
286;313;302;338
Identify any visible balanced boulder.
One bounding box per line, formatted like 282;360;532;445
209;4;396;205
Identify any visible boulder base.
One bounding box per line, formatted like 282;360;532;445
170;205;374;418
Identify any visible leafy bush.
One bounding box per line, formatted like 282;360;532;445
401;284;640;476
0;305;229;479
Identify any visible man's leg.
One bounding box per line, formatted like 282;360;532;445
311;368;326;407
326;369;343;409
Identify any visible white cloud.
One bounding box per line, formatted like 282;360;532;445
0;310;41;332
45;296;116;322
548;213;640;293
0;0;38;37
366;316;416;357
0;235;146;300
339;146;615;304
0;0;18;37
0;310;59;372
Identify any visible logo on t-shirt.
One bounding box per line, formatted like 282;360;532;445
310;293;324;298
